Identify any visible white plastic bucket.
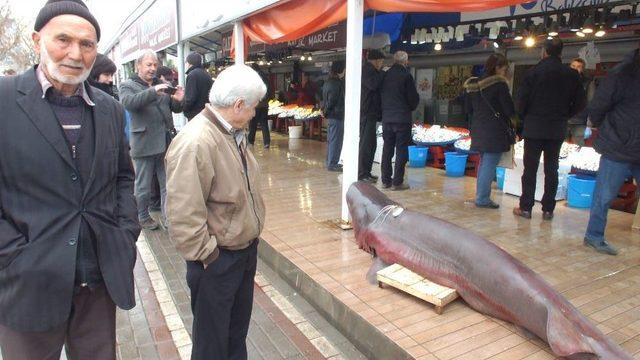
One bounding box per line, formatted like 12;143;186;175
289;125;302;139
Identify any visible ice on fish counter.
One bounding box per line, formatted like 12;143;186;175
454;138;472;151
413;125;464;144
514;140;580;159
568;147;601;172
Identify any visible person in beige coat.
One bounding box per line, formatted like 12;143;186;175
165;64;266;360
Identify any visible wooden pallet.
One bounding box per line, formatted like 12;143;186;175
377;264;458;314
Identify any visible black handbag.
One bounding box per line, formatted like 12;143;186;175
478;85;516;169
478;86;516;145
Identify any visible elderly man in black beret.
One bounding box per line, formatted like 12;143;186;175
0;1;140;358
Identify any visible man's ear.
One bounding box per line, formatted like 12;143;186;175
32;32;41;56
234;99;245;113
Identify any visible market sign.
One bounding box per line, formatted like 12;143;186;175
220;22;346;58
119;0;178;61
180;0;281;40
285;22;347;50
461;0;613;21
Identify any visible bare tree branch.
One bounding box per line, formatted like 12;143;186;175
0;1;37;72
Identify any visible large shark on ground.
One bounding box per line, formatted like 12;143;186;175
346;182;632;360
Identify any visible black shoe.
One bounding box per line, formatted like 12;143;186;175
584;239;618;256
542;211;554;221
328;166;342;172
476;201;500;209
382;183;392;189
513;207;532;219
264;144;270;149
367;174;379;180
392;184;410;191
359;176;377;183
140;218;159;230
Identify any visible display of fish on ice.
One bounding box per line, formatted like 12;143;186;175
346;182;632;360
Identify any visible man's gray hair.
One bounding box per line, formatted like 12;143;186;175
136;49;158;65
209;65;267;108
393;51;409;64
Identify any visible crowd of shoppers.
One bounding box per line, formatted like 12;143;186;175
1;1;637;358
460;38;639;257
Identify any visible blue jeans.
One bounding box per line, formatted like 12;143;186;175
476;152;502;206
133;154;167;222
326;118;344;168
585;156;640;243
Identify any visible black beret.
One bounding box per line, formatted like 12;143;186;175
35;0;101;41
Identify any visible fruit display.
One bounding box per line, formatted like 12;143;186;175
412;125;465;144
568;147;601;172
293;108;322;120
270;104;321;120
268;100;285;116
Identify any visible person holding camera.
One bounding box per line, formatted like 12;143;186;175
120;49;184;230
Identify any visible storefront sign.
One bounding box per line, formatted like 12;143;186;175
119;0;177;62
285;23;346;50
220;22;346;58
461;0;613;21
180;0;280;40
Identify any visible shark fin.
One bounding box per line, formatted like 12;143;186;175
546;307;595;358
366;256;391;285
546;306;633;359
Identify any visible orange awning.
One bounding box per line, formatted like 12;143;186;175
242;0;533;45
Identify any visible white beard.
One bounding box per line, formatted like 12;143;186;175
40;41;93;85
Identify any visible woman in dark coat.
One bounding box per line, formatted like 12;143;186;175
464;53;516;209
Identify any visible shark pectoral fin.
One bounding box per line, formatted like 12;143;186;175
546;307;594;358
366;257;391;285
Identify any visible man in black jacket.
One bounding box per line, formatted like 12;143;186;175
583;49;640;256
323;61;346;172
183;52;213;120
358;49;386;183
0;1;140;358
514;39;586;220
249;63;271;148
380;51;420;190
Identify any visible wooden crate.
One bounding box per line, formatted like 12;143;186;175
377;264;458;314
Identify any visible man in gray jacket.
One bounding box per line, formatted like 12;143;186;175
120;49;184;229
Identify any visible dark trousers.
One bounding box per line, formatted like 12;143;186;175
248;107;270;146
150;173;161;211
186;240;258;360
133;154;167;221
0;284;116;360
358;116;378;179
326;119;344;169
381;123;411;186
519;138;564;212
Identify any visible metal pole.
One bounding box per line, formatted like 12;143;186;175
234;21;245;64
341;0;364;223
177;43;186;86
176;0;184;86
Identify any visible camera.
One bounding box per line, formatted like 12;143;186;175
162;86;177;95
